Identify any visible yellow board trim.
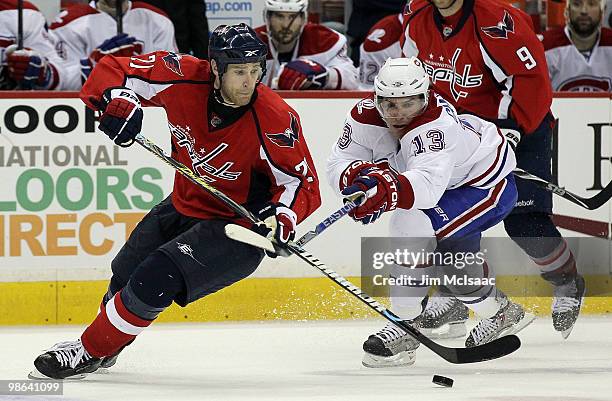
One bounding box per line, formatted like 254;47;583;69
0;275;610;325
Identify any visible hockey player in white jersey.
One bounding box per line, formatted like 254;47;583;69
327;57;535;367
49;0;177;90
255;0;359;90
542;0;612;91
0;0;66;90
358;13;403;90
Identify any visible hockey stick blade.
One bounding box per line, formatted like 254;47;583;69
514;168;612;210
225;224;276;253
135;133;521;363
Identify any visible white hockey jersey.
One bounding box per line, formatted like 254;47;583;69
49;0;177;90
327;92;516;209
542;27;612;91
358;13;404;89
255;23;359;90
0;0;67;89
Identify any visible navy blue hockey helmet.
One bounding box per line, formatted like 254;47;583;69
209;23;268;80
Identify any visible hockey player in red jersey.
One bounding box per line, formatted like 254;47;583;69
401;0;585;339
49;0;177;90
542;0;612;91
0;0;65;90
30;23;321;380
255;0;359;90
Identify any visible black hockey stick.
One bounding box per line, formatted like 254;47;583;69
116;0;124;35
17;0;24;49
134;133;521;364
514;168;612;210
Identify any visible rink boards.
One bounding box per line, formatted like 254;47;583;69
0;91;611;324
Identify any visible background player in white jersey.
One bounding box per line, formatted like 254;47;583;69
327;57;534;367
0;0;66;90
358;13;403;89
255;0;358;90
542;0;612;91
50;0;177;90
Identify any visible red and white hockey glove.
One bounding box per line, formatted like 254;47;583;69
342;164;414;224
98;87;143;147
277;59;328;90
252;203;297;258
5;45;58;89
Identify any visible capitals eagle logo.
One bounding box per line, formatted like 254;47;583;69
481;11;515;39
265;112;300;148
162;52;184;76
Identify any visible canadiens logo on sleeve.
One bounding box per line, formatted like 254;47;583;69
481;11;515;39
162;52;184;76
338;123;352;149
265;112;300;148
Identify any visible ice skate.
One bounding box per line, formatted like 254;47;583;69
419;294;469;339
29;339;102;380
465;300;535;347
552;274;586;339
362;322;420;368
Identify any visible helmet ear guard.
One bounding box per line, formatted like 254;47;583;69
208;23;268;81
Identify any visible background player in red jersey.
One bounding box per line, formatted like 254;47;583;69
30;23;321;380
400;0;585;340
255;0;358;90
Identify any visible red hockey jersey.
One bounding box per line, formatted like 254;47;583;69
401;0;552;134
81;52;321;224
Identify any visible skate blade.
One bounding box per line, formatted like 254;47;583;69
362;351;416;368
505;312;536;337
28;367;87;381
421;321;467;339
559;282;587;340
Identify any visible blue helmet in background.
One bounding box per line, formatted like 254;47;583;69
208;23;268;80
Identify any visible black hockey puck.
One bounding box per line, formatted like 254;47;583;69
432;375;454;387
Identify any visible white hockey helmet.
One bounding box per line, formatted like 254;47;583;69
374;57;430;124
265;0;308;13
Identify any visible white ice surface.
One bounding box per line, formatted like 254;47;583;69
2;316;612;401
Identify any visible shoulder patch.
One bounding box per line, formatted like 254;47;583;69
0;0;38;12
49;4;98;29
350;96;387;128
481;10;515;39
541;28;571;50
132;1;170;18
162;52;184;76
266;112;301;148
299;23;343;56
363;14;403;52
599;28;612;47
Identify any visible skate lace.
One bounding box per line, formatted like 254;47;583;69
375;323;407;344
46;340;92;369
552;282;580;313
424;296;455;318
470;316;499;344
